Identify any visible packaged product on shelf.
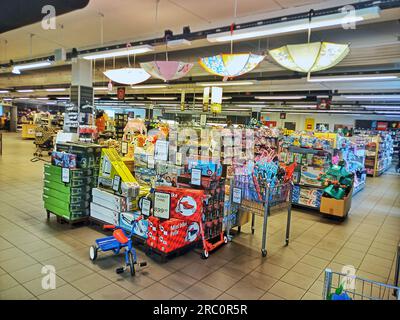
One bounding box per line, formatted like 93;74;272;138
119;211;148;239
157;218;188;253
92;187;136;212
56;142;102;169
155;163;184;187
51;151;77;169
90;202;120;225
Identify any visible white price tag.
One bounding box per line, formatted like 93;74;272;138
102;156;111;176
112;175;121;192
176;152;182;166
200;114;207;126
232;187;242;204
154;192;171;219
191;168;202;186
121;142;128;154
154;140;169;161
148;155;155;169
141;198;151;217
61;168;70;183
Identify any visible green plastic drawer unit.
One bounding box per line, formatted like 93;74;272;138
44;202;89;221
43;187;91;204
43;179;91;195
43;195;89;211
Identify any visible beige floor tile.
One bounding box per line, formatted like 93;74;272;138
0;284;35;300
301;292;323;300
9;263;44;283
182;282;222;300
57;264;93;282
254;262;288;279
268;281;306;300
160;272;197;293
308;280;325;296
0;274;19;291
70;273;111;294
225;279;265;300
37;284;85;300
308;247;336;261
22;275;67;296
259;291;284;300
216;293;239;300
281;270;316;290
200;270;238;291
89;283;132;300
135;282;178;300
300;254;330;269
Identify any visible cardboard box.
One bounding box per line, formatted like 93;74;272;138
157;218;188;253
155;186;204;222
119;211;148;239
90;202;120;225
146;216;159;248
320;188;353;218
92;188;135;212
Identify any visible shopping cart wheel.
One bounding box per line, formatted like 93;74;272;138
261;249;267;257
201;250;209;259
89;245;98;261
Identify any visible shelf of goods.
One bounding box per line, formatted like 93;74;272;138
357;133;393;177
114;113;129;140
279;132;357;219
43;142;102;222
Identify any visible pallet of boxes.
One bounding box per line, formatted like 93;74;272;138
43;142;102;225
90;148;151;242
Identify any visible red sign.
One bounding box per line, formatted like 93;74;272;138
264;121;277;128
117;87;126;100
377;122;388;131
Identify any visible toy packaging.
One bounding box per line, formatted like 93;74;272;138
155;163;184;187
51;151;77;169
119;212;149;239
187;157;222;177
90;202;120;225
157;218;188;253
155;186;204;223
92;187;136;212
147;216;160;248
56;142;102;169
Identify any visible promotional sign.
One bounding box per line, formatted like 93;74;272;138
202;87;210;112
121;141;128;155
211;86;223;114
377;122;388;131
141;198;151;217
112;175;121;192
305;118;315;131
191;168;202;186
232;187;242;204
61;168;70;183
154;192;171;219
154;140;169;161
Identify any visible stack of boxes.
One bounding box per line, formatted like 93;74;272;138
114;113;128;140
90;148;150;240
43;142;102;222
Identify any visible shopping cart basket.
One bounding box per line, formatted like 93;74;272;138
33;126;59;157
323;268;400;300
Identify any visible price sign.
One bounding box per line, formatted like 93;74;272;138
232;187;242;204
154;192;171;219
121;141;128;155
141;198;151;217
200;114;207;126
147;155;155;169
112;175;121;192
154;140;169;161
191;168;202;186
176;152;182;166
61;168;70;183
102;157;112;176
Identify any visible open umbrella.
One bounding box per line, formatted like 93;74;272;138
140;61;193;82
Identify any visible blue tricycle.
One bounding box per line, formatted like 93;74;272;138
89;216;147;276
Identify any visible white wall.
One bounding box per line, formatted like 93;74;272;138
262;113;400;131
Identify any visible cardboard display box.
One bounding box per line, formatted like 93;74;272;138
320;188;353;218
92;187;135;212
90;202;120;225
119;212;148;239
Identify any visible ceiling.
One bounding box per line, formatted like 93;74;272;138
0;0;399;113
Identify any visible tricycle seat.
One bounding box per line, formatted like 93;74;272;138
113;229;129;244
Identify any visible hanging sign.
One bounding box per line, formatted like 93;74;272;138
191;168;202;186
61;168;70;183
211;86;223;114
232;187;242;204
202;87;210;112
305;118;315;131
154;192;171;219
180;91;186;111
117;87;126;100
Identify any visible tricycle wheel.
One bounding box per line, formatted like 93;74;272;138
261;249;267;257
201;250;209;259
223;235;228;244
128;251;136;276
89;245;98;261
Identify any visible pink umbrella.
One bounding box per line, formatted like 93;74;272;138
140;61;193;82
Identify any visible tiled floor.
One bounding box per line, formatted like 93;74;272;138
0;132;399;300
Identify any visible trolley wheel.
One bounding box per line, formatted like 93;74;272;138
261;249;267;257
128;251;136;276
89;245;98;261
223;235;228;244
201;250;209;259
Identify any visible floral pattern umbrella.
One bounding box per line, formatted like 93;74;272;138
199;53;264;78
140;61;193;82
269;42;349;73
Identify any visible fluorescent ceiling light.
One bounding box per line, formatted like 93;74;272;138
364;105;400;110
81;45;154;60
195;96;232;100
12;61;52;74
342;95;400;100
3;98;12;101
46;102;57;105
94;87;109;91
308;75;398;82
196;81;254;87
17;89;34;93
167;39;191;47
207;7;380;42
255;96;306;100
45;88;67;92
37;97;49;100
291;105;317;108
0;90;10;94
147;97;177;100
18;97;30;100
131;84;168;89
56;97;69;100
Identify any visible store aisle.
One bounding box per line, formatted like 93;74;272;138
0;133;399;300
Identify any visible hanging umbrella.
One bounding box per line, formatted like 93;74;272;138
269;42;349;74
103;68;151;85
199;53;264;78
140;61;193;82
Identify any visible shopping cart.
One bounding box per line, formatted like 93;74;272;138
323;268;400;300
33;126;59;157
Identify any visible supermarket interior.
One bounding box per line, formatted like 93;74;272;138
0;0;399;302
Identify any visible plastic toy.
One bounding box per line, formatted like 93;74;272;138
89;216;147;276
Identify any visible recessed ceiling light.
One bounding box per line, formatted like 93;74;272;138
308;75;398;82
81;45;154;60
342;95;400;100
45;88;67;92
255;96;306;100
131;84;168;89
147;96;177;100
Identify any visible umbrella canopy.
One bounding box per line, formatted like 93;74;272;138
140;61;193;82
269;42;349;73
199;53;264;77
103;68;151;85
